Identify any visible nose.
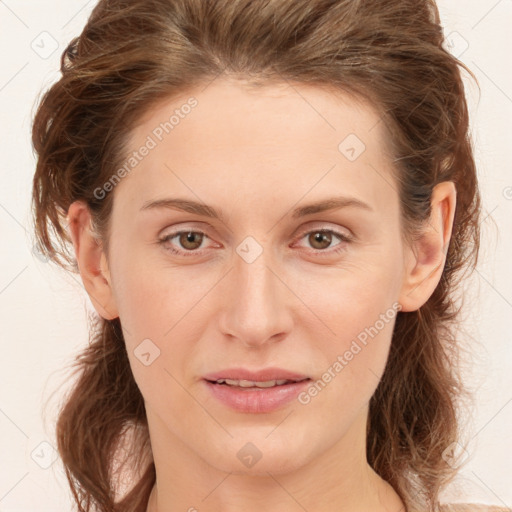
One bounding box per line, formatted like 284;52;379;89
217;241;293;348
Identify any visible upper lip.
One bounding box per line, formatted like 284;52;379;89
203;367;310;382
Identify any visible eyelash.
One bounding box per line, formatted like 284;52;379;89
158;227;352;257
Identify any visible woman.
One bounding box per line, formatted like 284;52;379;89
31;0;504;511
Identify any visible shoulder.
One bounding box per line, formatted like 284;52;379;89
439;504;510;512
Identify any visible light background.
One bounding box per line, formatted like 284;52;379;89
0;0;511;510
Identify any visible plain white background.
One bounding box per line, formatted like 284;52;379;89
0;1;511;510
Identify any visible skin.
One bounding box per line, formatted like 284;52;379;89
67;78;456;512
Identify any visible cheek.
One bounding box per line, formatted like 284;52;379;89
111;249;182;340
300;300;397;430
298;257;402;404
111;252;214;404
300;255;402;342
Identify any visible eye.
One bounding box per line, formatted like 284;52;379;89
157;226;353;257
294;228;352;256
158;230;212;256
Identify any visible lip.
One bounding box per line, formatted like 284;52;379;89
203;367;310;382
204;379;311;413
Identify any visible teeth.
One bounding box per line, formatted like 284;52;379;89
215;378;292;388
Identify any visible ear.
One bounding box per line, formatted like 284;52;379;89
398;181;457;312
67;200;119;320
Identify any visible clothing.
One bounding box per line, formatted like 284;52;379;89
439;504;510;512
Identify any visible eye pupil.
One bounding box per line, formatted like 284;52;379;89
180;231;203;250
310;231;332;249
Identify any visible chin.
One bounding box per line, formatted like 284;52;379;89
205;438;311;476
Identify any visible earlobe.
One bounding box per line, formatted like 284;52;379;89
67;200;119;320
398;181;457;312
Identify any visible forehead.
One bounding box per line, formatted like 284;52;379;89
112;78;398;220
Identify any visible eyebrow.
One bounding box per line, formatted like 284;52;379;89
139;195;373;220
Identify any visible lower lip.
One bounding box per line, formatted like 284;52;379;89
204;379;311;413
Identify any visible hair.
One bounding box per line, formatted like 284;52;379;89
31;1;482;511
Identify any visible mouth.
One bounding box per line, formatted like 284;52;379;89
205;377;311;389
203;377;312;413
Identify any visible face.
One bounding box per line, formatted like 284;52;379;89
89;78;417;475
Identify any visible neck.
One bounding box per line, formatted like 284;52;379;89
147;471;405;512
144;406;406;512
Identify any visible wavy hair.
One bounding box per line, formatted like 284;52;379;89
31;0;481;510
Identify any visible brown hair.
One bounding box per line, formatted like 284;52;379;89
31;1;481;511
